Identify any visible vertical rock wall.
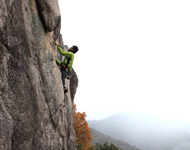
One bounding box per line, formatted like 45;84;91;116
0;0;78;149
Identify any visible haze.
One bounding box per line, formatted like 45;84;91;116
58;0;190;121
88;112;190;150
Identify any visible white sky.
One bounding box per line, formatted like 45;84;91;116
58;0;190;121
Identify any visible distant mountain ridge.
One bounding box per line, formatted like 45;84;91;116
90;128;140;150
88;112;190;150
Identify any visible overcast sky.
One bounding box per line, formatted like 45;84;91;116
58;0;190;121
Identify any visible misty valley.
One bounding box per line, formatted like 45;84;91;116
88;112;190;150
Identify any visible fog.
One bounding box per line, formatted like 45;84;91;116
58;0;190;149
88;112;190;150
58;0;190;122
172;142;190;150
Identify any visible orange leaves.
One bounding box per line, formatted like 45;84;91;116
74;103;93;150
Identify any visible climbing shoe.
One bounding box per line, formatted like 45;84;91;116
66;75;71;79
64;88;68;94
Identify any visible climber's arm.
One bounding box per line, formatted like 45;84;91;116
57;45;73;57
68;54;75;71
56;60;62;66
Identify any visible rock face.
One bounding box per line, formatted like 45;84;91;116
0;0;78;150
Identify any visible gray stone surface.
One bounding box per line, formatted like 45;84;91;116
35;0;61;32
0;0;78;149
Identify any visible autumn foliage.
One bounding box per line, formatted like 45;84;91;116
73;103;93;150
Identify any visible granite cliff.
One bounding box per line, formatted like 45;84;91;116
0;0;78;149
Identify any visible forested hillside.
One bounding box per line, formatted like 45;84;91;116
88;112;190;150
90;128;140;150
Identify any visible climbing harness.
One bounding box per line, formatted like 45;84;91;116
62;57;72;79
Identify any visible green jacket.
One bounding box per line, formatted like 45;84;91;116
56;45;75;71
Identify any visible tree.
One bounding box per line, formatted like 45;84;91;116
93;142;122;150
74;103;93;150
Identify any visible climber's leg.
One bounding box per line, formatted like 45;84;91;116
61;66;68;94
66;70;72;79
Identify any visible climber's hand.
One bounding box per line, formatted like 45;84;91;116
55;41;58;45
56;60;59;65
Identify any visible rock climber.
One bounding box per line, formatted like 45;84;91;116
55;41;79;94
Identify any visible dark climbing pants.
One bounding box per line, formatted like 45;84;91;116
61;66;67;88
